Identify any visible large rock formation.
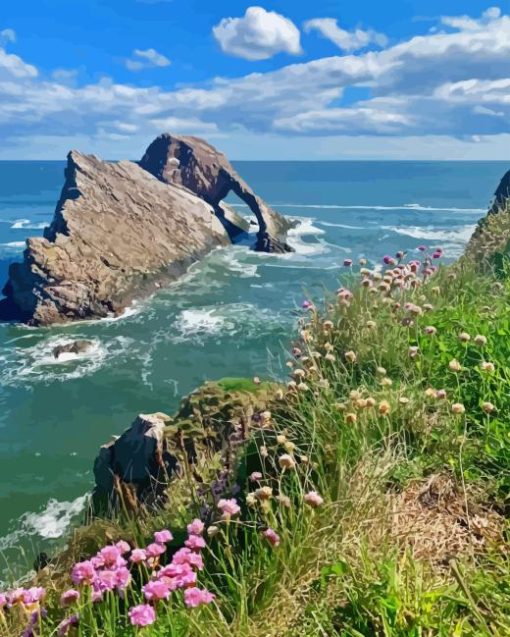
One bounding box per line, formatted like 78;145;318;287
139;133;295;253
490;169;510;214
0;134;294;325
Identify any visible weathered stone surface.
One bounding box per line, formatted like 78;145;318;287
139;133;295;253
1;151;229;325
53;339;94;359
490;169;510;214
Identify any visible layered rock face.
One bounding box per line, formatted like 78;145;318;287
139;133;295;253
490;169;510;214
1;150;230;325
1;133;294;325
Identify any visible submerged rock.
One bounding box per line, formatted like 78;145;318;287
0;149;229;325
139;133;295;253
53;339;94;359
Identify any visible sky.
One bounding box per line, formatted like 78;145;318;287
1;0;510;160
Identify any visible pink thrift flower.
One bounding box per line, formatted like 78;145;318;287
249;471;263;482
146;542;166;558
154;529;173;544
60;589;80;607
302;300;313;310
184;587;215;608
130;548;147;564
57;614;79;637
383;255;395;265
343;258;353;267
263;528;280;547
98;545;123;568
217;498;240;518
91;589;103;603
22;587;46;605
0;592;6;608
172;547;204;570
187;519;205;536
417;245;427;252
304;491;324;508
185;534;206;551
71;560;96;586
129;604;156;627
142;580;171;602
95;569;117;592
115;540;131;554
115;566;131;590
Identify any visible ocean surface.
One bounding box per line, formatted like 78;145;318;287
0;160;506;583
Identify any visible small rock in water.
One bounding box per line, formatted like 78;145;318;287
53;339;94;359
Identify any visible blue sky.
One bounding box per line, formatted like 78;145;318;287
1;1;509;159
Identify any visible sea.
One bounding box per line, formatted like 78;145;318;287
0;159;506;584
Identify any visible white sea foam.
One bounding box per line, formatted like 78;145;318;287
286;217;328;256
229;202;484;213
317;221;366;230
11;219;47;230
383;224;476;243
1;241;26;249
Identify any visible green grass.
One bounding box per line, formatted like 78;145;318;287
2;205;510;636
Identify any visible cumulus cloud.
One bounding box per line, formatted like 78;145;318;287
2;6;510;156
125;48;171;71
304;18;388;52
213;6;302;60
0;28;16;45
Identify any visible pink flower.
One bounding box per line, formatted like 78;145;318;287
184;587;215;608
129;604;156;627
304;491;324;508
22;587;46;605
71;560;96;586
142;580;171;602
187;519;205;536
57;614;79;636
91;590;103;603
435;389;447;400
263;528;280;547
115;566;131;590
98;545;123;568
0;593;6;609
159;563;197;590
94;569;117;592
115;540;131;554
217;498;240;518
249;471;263;482
154;529;173;544
185;534;206;551
302;300;313;310
60;590;80;607
343;258;353;267
129;548;147;564
172;548;204;570
417;245;427;252
383;255;395;265
146;542;166;558
432;251;442;259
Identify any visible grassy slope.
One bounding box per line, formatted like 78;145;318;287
3;205;510;636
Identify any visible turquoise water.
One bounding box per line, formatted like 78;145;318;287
0;160;506;583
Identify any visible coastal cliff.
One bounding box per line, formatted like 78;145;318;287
0;134;294;325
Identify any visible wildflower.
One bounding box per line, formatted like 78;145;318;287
217;498;241;518
255;486;273;500
323;320;334;330
98;545;124;568
399;397;410;405
143;580;171;602
418;245;427;252
207;525;220;537
325;353;336;362
378;400;391;415
275;389;284;400
60;590;80;607
408;346;419;358
435;389;447;400
185;535;206;551
345;412;357;424
284;440;296;453
278;454;296;470
263;528;280;547
292;347;302;358
187;519;205;535
451;403;466;415
115;540;131;554
71;560;96;586
474;335;487;347
448;359;462;372
425;387;436;398
246;493;257;507
318;378;330;390
302;300;313;310
253;376;261;385
57;614;79;637
129;604;156;627
260;445;269;458
424;325;437;335
259;410;272;426
383;255;396;265
249;471;263;482
300;455;309;464
335;402;347;411
359;258;368;266
376;366;387;376
345;350;357;364
154;529;173;544
130;548;147;564
380;377;393;387
482;402;496;414
287;380;297;391
304;491;324;508
276;494;291;508
297;382;309;391
184;587;215;608
115;567;131;590
423;303;434;312
146;543;166;558
343;258;353;267
432;250;442;259
459;332;471;343
366;320;376;329
356;398;368;409
480;361;495;373
366;397;376;408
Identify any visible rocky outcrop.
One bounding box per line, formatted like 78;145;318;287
490;169;510;214
139;133;295;253
92;379;279;515
0;150;230;325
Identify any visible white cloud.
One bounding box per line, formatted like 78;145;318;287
304;18;388;52
213;6;301;61
125;48;171;71
0;28;16;45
